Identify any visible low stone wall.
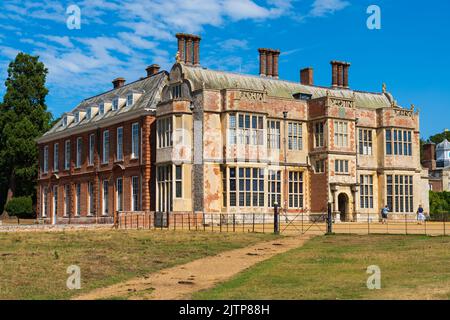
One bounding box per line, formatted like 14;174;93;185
38;216;114;225
0;223;114;233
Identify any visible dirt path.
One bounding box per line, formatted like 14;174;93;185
74;234;313;300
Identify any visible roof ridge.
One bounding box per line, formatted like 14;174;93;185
81;70;167;103
183;65;384;96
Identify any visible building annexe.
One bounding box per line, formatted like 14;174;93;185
36;33;430;224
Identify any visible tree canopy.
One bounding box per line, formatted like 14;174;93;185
0;53;53;214
428;130;450;145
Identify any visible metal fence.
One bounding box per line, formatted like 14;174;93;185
116;211;449;236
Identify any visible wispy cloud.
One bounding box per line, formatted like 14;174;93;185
309;0;350;17
0;0;345;115
220;39;249;51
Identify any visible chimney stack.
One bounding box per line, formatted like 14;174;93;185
422;143;436;171
146;64;161;77
258;48;281;79
300;67;314;85
112;77;126;89
176;33;201;66
330;61;351;88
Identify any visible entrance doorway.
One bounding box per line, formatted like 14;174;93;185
338;193;349;222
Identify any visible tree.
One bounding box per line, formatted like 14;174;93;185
429;130;450;145
0;53;53;215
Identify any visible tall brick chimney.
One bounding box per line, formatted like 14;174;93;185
112;77;126;89
146;64;161;77
330;61;351;88
422;143;436;171
258;48;281;78
176;33;201;66
300;67;314;85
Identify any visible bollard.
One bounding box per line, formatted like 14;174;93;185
326;202;332;234
274;202;280;234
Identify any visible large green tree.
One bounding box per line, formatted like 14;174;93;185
429;130;450;145
0;53;52;214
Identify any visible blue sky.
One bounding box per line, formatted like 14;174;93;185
0;0;449;139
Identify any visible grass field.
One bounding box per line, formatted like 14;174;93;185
194;235;450;300
0;229;276;299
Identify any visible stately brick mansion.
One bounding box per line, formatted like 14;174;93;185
36;33;430;224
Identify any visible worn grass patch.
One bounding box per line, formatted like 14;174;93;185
193;234;450;300
0;229;276;300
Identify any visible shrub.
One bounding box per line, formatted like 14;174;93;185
429;191;450;221
5;196;34;218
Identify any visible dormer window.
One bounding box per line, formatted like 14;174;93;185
86;108;91;120
99;103;105;115
112;98;119;111
293;93;312;100
127;94;133;107
62;117;68;127
75;112;80;123
172;84;182;99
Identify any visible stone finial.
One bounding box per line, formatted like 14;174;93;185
382;83;387;93
410;104;415;111
175;51;181;63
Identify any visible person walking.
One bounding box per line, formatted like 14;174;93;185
417;204;426;225
381;205;389;224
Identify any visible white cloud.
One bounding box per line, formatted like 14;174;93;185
41;35;74;48
0;0;344;114
220;39;249;51
309;0;350;17
118;32;157;50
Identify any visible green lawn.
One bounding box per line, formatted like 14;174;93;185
0;229;276;299
194;235;450;300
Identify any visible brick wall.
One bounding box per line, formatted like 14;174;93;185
37;114;156;224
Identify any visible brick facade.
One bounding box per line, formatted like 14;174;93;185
37;32;430;224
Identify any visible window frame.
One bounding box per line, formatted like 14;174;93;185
131;123;139;158
102;130;109;164
288;171;304;209
386;129;412;156
387;175;414;213
175;165;182;198
102;180;109;216
88;134;95;166
358;128;373;155
288;121;303;151
157;117;172;149
53;143;59;172
334;121;349;147
127;94;133;107
267;119;281;149
360;175;374;209
76;137;82;168
268;170;282;208
64;140;71;170
116;126;123;161
116;178;123;212
87;182;94;216
43;145;49;173
335;159;349;174
75;183;81;216
314;122;324;148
